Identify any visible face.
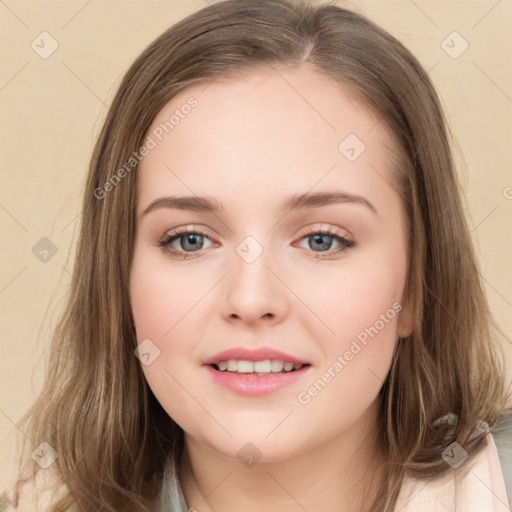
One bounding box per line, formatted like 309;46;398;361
129;64;411;463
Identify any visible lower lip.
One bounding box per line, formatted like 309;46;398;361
204;365;312;396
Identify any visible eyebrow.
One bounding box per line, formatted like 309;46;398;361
141;191;377;217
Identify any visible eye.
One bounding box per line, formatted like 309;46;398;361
295;226;355;259
156;225;355;260
157;226;214;259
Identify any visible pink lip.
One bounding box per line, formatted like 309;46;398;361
204;364;313;396
203;347;308;366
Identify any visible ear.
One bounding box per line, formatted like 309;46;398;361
396;293;415;339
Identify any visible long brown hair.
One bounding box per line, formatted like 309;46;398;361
3;0;510;510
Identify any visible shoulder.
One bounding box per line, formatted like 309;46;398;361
492;408;512;506
396;424;510;511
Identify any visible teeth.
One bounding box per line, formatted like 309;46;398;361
237;360;254;373
215;359;305;374
271;360;284;372
254;360;271;373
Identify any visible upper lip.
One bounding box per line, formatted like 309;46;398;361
203;347;309;366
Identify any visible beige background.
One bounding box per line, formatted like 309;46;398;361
1;0;511;494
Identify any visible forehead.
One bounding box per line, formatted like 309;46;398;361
137;65;398;211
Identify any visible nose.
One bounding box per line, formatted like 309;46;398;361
221;243;289;326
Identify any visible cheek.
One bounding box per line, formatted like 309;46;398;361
293;247;406;349
292;245;406;395
129;248;210;343
294;270;400;429
129;250;215;433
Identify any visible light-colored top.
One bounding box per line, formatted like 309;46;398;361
2;433;510;511
395;434;510;511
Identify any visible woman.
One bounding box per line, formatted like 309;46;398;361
2;0;511;510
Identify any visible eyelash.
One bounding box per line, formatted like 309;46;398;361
157;225;355;260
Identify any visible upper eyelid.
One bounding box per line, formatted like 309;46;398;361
162;224;351;239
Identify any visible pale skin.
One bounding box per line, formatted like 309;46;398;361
129;64;413;512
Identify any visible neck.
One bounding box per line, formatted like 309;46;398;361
179;401;385;512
